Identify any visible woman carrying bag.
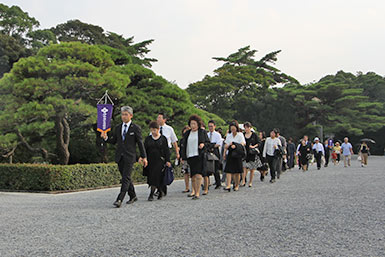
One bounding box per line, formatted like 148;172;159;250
223;121;246;192
179;115;210;200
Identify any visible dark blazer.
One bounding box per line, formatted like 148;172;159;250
106;122;147;163
180;128;210;160
229;142;246;159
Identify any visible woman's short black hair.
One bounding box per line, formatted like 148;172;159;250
228;120;240;132
188;114;203;128
244;121;252;128
149;121;159;129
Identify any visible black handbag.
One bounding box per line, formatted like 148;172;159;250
163;166;174;185
249;147;260;155
207;152;219;161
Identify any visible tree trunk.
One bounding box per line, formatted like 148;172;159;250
15;130;51;162
55;115;70;165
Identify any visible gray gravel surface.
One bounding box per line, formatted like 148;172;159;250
1;155;384;257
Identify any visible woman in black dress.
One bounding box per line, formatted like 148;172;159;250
223;121;246;192
298;139;311;171
180;115;209;200
144;121;171;201
241;122;262;187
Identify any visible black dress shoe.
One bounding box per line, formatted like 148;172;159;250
192;196;200;200
113;200;122;208
157;192;163;200
270;179;276;183
260;174;264;181
223;187;231;192
148;195;154;201
126;196;138;204
215;185;221;189
187;193;195;197
182;189;190;193
202;192;208;195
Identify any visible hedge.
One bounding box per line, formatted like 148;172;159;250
0;163;182;192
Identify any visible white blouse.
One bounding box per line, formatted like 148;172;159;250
263;137;282;157
225;132;246;145
186;130;199;158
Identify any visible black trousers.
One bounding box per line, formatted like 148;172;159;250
117;157;136;201
266;155;279;180
315;152;322;169
213;160;221;186
325;151;330;166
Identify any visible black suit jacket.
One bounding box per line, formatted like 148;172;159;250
180;128;210;160
106;122;147;163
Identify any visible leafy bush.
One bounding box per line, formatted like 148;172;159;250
0;163;182;191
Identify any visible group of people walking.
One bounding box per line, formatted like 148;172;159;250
101;106;370;208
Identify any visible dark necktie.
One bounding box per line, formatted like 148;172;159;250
122;124;128;140
160;126;163;135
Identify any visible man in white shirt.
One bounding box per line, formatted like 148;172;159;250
341;137;353;167
262;130;282;183
206;120;223;190
275;128;287;173
156;113;179;196
312;137;325;170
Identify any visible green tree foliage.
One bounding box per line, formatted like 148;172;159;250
49;19;157;67
0;4;157;78
187;48;385;153
0;42;224;164
0;3;39;38
0;3;39;77
187;46;298;122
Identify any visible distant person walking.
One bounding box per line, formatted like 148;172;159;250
341;137;353;167
180;126;191;193
101;106;147;208
204;120;223;193
258;131;268;181
287;137;296;169
180;115;210;200
143;121;171;201
297;135;310;169
223;121;246;191
298;139;311;171
312;137;325;170
263;130;282;183
241;122;261;187
275;128;287;173
359;141;370;167
332;142;342;165
323;139;331;167
156;113;179;196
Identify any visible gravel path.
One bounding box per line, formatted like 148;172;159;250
1;155;384;257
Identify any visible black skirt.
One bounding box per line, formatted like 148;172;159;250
224;155;243;173
187;156;203;177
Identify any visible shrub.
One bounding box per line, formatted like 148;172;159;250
0;162;181;191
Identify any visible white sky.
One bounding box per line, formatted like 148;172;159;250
3;0;385;88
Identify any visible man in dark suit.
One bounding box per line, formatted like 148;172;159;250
101;106;147;208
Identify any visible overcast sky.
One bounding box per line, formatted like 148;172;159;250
4;0;385;88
